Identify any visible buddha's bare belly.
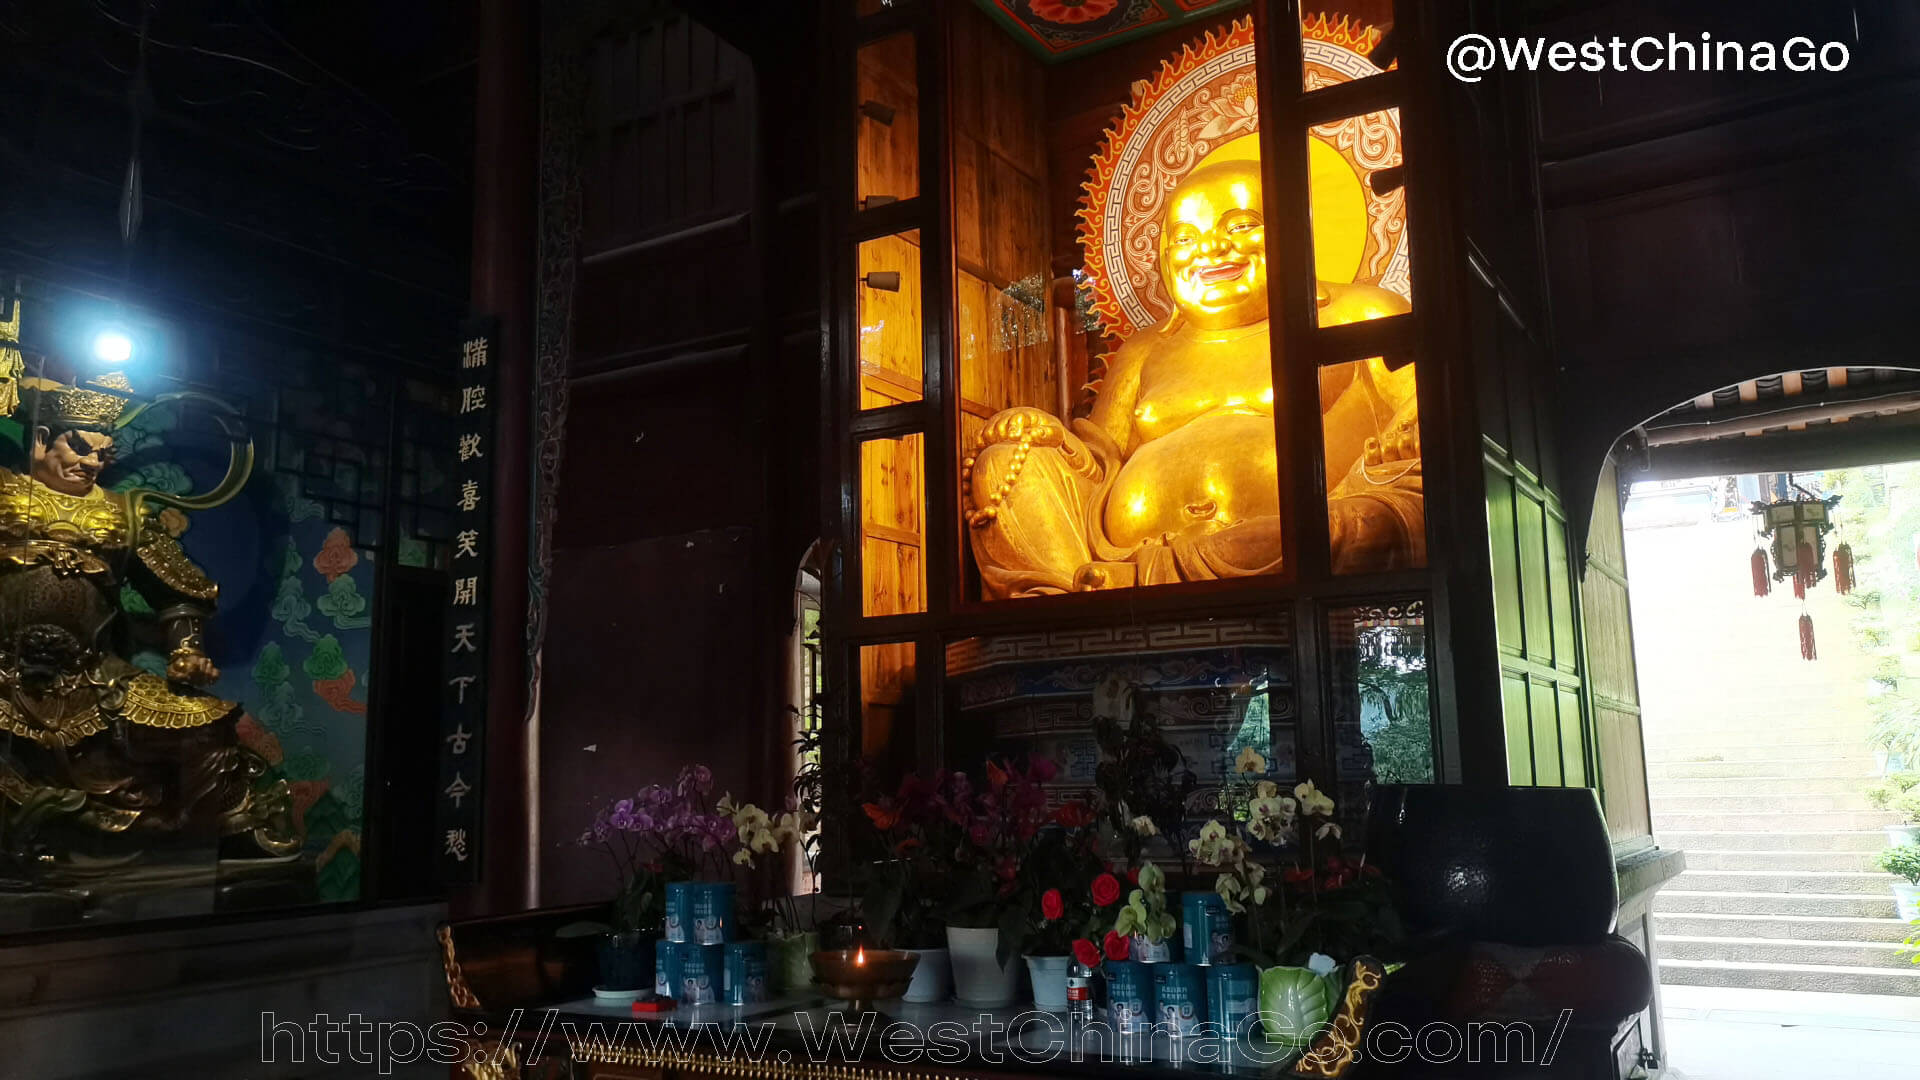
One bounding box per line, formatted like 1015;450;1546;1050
1103;410;1279;549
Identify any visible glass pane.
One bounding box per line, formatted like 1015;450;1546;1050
951;5;1054;480
1502;672;1533;784
1329;600;1432;838
857;34;918;210
1547;512;1577;672
1557;685;1587;787
1529;679;1561;786
857;229;922;409
1321;357;1424;573
1485;466;1523;654
860;641;917;760
957;6;1282;600
1309;107;1410;326
1300;1;1396;92
860;434;925;616
945;612;1293;862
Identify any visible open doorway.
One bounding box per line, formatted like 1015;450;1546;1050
1618;369;1920;1080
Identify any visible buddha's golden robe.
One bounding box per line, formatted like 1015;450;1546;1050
964;151;1424;599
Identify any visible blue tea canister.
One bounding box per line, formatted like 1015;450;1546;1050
1103;959;1152;1033
724;942;768;1005
653;936;675;997
1152;962;1207;1038
672;943;723;1004
664;881;694;943
691;882;736;944
1206;963;1259;1037
1181;891;1233;965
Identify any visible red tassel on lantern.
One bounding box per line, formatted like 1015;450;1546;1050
1833;543;1855;595
1751;548;1771;597
1795;541;1815;598
1799;613;1817;661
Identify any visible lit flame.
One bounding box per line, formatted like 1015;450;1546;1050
855;946;866;966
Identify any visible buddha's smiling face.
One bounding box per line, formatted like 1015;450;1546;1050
1159;160;1268;329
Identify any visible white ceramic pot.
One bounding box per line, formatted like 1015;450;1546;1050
1129;933;1175;963
903;946;952;1003
1894;882;1920;922
1885;825;1920;847
1025;954;1070;1011
946;925;1020;1007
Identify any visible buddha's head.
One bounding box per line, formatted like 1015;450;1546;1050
1159;141;1267;330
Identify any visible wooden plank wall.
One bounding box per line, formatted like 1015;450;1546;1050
950;2;1056;460
856;33;919;207
1581;458;1651;843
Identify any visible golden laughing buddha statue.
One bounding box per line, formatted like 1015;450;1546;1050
963;136;1423;599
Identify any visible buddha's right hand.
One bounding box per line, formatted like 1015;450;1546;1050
975;406;1066;450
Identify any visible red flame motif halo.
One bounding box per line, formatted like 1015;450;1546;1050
1076;14;1404;339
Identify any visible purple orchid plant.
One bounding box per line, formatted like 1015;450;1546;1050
578;764;807;933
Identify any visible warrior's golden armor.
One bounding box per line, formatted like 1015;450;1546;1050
964;139;1423;598
0;374;297;870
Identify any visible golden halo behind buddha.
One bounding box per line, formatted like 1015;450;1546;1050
1076;14;1408;339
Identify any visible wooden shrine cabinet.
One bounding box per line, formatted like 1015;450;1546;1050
820;0;1517;832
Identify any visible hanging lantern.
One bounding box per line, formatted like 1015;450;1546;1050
1751;492;1841;594
1749;486;1846;660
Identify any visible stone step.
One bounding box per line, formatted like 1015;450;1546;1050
1654;810;1899;833
1656;891;1899;918
1657;830;1888;853
1652;793;1873;813
1681;850;1882;872
1658;936;1916;970
1657;958;1920;996
1654;911;1914;943
1652;775;1877;795
1647;737;1876;756
1670;869;1898;895
1650;759;1879;779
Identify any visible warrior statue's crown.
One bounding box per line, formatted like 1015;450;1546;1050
18;373;134;430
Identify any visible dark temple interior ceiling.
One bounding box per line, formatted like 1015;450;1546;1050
0;0;479;364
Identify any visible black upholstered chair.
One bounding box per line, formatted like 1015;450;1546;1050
1361;785;1652;1079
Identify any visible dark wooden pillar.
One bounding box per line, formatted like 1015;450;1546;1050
462;0;536;915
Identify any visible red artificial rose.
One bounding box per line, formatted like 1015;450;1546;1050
1127;865;1141;884
1073;938;1102;968
1090;872;1123;908
1053;801;1096;829
863;802;901;830
1041;888;1065;920
1103;930;1131;962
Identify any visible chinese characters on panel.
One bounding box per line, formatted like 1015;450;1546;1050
437;320;497;881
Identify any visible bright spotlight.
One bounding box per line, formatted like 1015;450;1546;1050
92;329;134;365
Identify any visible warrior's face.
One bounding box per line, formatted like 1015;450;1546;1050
32;426;115;496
